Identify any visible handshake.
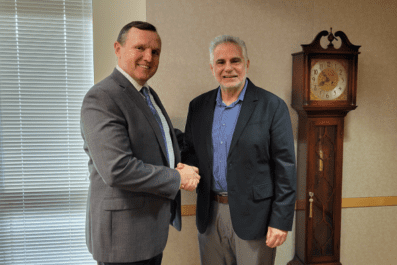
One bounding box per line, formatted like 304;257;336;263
176;163;200;191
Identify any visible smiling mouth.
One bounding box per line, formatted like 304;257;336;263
139;64;150;69
223;75;237;79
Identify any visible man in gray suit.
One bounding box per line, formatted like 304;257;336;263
81;21;200;265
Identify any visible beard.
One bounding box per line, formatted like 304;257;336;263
220;75;247;91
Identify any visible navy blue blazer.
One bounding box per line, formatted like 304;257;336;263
183;78;296;240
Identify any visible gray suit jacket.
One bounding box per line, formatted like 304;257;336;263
81;68;181;263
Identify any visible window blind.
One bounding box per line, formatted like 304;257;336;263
0;0;95;264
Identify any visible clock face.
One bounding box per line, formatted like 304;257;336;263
310;59;348;100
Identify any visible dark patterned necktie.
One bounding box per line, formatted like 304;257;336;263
141;86;169;163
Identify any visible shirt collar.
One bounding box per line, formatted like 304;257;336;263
116;65;148;91
216;79;248;107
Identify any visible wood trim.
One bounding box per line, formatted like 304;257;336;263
181;204;196;216
181;196;397;216
294;196;397;211
341;196;397;208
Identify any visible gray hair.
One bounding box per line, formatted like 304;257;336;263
209;35;249;65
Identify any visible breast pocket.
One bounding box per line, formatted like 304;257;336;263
241;121;270;148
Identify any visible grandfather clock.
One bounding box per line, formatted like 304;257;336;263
288;29;360;265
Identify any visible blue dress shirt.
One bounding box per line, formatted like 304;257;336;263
212;80;248;192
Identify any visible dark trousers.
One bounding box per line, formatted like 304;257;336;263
98;252;163;265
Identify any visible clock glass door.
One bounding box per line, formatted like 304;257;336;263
308;119;343;264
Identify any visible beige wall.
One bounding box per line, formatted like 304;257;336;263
93;0;397;264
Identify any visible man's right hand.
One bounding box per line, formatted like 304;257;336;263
176;163;200;191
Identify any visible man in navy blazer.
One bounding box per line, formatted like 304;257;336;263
81;21;200;265
182;35;296;265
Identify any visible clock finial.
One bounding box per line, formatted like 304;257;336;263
327;27;338;48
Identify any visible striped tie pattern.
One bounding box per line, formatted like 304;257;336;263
141;86;169;164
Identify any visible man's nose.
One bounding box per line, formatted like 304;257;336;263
225;61;233;71
143;50;153;62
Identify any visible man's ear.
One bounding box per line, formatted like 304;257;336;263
114;41;121;58
246;60;250;72
210;63;214;76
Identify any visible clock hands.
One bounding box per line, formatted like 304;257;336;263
319;72;330;86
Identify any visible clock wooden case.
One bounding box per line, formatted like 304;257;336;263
288;29;360;265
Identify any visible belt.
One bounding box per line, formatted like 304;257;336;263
212;193;229;204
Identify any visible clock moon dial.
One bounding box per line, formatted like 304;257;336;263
310;59;348;100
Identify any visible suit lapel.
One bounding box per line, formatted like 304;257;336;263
228;79;258;157
150;87;181;164
110;69;170;166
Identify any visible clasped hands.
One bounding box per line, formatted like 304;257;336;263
176;163;200;191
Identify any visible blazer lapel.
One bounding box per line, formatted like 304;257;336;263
110;69;170;166
202;90;218;171
228;79;258;157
